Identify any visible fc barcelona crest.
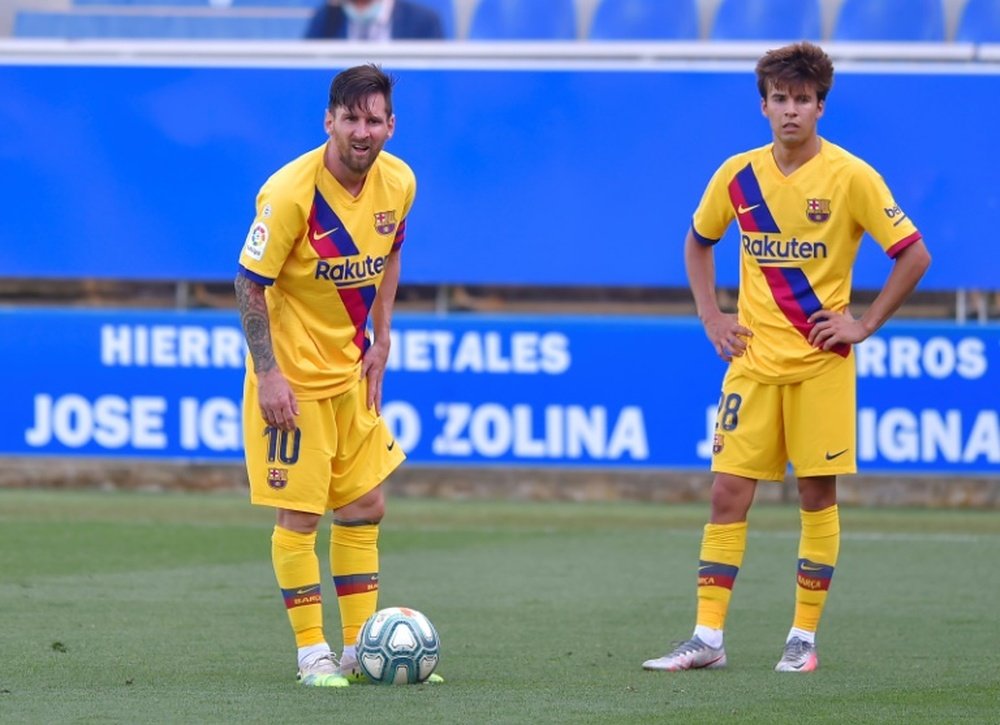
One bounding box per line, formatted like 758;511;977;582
712;434;725;455
373;210;398;235
806;198;831;223
267;467;288;489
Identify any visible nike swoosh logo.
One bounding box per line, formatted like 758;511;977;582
825;449;849;460
312;227;339;241
295;586;320;595
800;564;825;572
737;204;760;214
387;440;396;451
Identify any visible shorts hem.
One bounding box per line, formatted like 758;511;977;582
711;464;786;483
328;449;406;511
248;494;326;516
794;466;857;478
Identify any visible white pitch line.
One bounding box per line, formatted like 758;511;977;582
399;525;999;544
748;530;996;544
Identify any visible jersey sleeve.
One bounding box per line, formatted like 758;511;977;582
391;165;417;253
848;161;922;258
237;179;304;284
691;158;738;246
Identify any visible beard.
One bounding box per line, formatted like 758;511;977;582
339;142;380;175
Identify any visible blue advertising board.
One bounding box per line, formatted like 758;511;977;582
2;309;997;474
1;63;998;289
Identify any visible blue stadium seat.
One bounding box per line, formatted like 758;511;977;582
410;0;455;40
467;0;577;40
14;10;310;39
72;0;318;5
955;0;1000;42
69;0;453;38
588;0;699;40
72;0;214;5
710;0;821;41
832;0;945;41
230;0;317;5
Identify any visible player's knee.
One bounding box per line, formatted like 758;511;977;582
276;508;323;533
336;486;385;524
797;476;837;510
709;474;755;522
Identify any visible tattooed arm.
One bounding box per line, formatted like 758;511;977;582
235;274;299;431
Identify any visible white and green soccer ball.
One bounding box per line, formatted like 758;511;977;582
356;607;440;684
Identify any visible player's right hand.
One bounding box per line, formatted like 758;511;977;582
257;368;299;431
702;312;752;362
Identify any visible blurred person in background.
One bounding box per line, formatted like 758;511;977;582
642;42;931;675
305;0;445;40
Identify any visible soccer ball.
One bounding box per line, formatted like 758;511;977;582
356;607;440;684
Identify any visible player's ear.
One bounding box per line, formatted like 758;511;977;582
816;98;825;118
323;109;334;135
760;97;768;117
386;114;395;139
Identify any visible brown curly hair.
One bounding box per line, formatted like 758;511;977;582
755;42;834;101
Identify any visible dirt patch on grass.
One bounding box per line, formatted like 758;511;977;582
1;457;997;509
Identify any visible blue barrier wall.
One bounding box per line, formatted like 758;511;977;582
1;63;998;289
3;309;997;474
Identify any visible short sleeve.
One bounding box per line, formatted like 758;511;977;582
848;162;922;259
238;180;304;282
391;165;417;253
691;158;738;245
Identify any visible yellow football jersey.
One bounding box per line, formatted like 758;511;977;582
238;144;415;399
692;139;921;384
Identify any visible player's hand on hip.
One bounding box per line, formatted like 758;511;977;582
257;368;299;431
808;308;868;350
361;339;390;414
703;312;752;362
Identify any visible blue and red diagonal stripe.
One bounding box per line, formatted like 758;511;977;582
728;163;780;233
308;188;359;258
342;285;377;354
308;187;376;354
761;266;851;358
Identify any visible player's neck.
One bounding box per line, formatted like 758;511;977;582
335;171;367;197
327;162;368;197
770;135;821;176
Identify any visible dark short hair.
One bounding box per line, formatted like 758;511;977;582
755;42;834;102
328;63;395;117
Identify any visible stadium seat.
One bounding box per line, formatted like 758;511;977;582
710;0;822;41
69;0;343;6
69;0;454;37
71;0;220;5
410;0;455;40
588;0;699;40
832;0;945;41
955;0;1000;42
14;10;310;39
467;0;577;40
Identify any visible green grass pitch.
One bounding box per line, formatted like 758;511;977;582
1;488;998;723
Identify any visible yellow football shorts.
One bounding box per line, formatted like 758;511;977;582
710;356;857;481
243;376;405;514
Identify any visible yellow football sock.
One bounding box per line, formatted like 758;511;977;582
331;520;380;648
271;525;325;648
696;521;748;630
793;505;841;633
